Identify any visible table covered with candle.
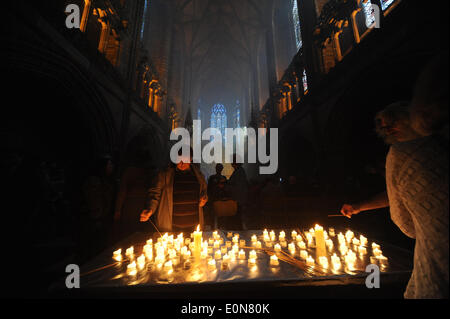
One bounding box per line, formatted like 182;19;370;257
51;225;414;298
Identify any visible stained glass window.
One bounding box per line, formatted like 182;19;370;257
292;0;302;50
362;0;376;28
140;0;149;40
302;69;308;93
380;0;395;11
211;104;227;139
234;100;241;128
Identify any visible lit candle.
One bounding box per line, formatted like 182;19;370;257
227;232;233;238
326;239;334;251
306;232;313;244
238;249;246;260
292;230;298;239
263;234;271;242
213;231;219;240
248;258;256;266
279;231;286;241
319;256;329;269
339;244;348;255
358;246;367;255
146;239;153;246
263;229;269;237
226;241;232;248
137;254;146;270
249;250;257;260
331;254;341;270
193;225;202;259
372;243;380;250
338;233;346;245
373;247;382;257
185;238;191;245
296;235;303;242
360;235;368;247
300;250;308;260
352;238;360;246
127;261;137;276
208;238;214;245
306;255;315;267
329;228;336;237
315;224;327;259
232;236;239;244
239;239;246;248
113;249;122;262
125;246;134;257
376;254;388;266
232;244;239;254
251;235;257;243
298;241;306;250
255;241;262;249
222;254;230;265
229;251;236;262
345;230;354;243
208;259;216;270
280;241;287;248
274;243;281;252
269;230;276;241
270;255;279;266
163;260;173;272
215;250;222;260
214;240;220;249
288;243;296;253
221;246;227;254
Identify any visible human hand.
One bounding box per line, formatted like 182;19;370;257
199;196;207;208
140;209;153;222
340;204;361;218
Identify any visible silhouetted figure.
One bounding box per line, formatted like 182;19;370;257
226;154;249;230
114;148;156;241
207;163;227;201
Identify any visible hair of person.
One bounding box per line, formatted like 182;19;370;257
374;101;411;137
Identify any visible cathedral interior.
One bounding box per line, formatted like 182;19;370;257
0;0;448;300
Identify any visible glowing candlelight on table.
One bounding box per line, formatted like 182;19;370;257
208;238;214;245
213;231;218;239
215;250;222;260
270;255;279;266
324;231;329;240
200;249;207;259
326;239;334;251
214;240;220;249
309;228;315;235
373;247;382;257
184;250;191;259
300;250;308;260
255;241;262;249
274;243;281;252
127;261;137;276
358;246;367;255
221;246;228;254
331;254;341;270
239;239;246;248
319;256;329;269
238;249;246;260
229;251;236;262
360;235;368;246
292;230;298;239
296;235;303;242
193;225;202;259
263;229;269;237
156;244;165;257
181;246;188;256
164;260;173;272
306;232;313;244
227;232;233;238
315;224;327;259
279;231;286;241
222;253;230;264
249;250;257;260
146;239;153;246
232;244;239;254
226;241;232;248
137;255;146;269
376;255;388;266
345;230;354;243
338;233;345;245
280;241;287;248
113;249;122;262
288;243;296;253
248;258;256;266
339;245;348;255
269;230;276;241
266;241;273;248
298;241;306;250
250;235;257;243
372;243;380;250
154;254;165;265
208;259;216;270
306;255;315;267
185;238;191;245
232;236;239;244
352;238;360;246
125;246;134;257
263;234;270;242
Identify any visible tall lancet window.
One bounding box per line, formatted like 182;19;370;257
292;0;302;50
380;0;395;11
140;0;149;41
234;100;241;128
362;0;376;27
302;69;308;94
211;104;227;140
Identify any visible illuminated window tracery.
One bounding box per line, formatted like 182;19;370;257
292;0;302;50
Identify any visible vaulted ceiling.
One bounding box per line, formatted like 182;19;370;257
172;0;275;104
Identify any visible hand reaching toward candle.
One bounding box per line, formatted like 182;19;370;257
340;204;361;218
140;209;153;222
199;196;207;208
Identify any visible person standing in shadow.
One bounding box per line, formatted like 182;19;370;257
113;147;156;242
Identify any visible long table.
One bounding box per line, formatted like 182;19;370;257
50;229;414;298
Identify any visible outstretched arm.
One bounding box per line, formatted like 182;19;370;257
341;191;389;218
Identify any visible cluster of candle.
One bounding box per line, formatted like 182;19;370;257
111;224;389;279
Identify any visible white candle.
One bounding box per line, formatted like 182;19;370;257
358;246;367;255
232;236;239;244
315;224;327;258
239;239;246;248
232;244;239;254
360;235;368;247
251;235;258;242
279;231;286;241
306;232;313;245
331;254;341;270
298;241;306;250
329;228;336;237
226;241;232;248
214;240;220;249
221;246;228;254
113;249;122;262
208;259;216;270
296;235;303;242
248;258;256;266
306;255;315;267
270;255;279;266
193;225;202;259
326;239;334;251
222;254;230;265
213;231;218;239
146;239;153;245
352;238;360;246
208;238;214;245
263;229;268;237
127;261;137;276
288;243;296;252
125;246;134;257
214;250;222;260
238;249;246;260
137;255;146;269
255;241;262;249
319;256;329;269
300;250;308;260
345;230;354;243
274;244;281;252
373;248;382;257
249;250;257;260
227;232;233;238
292;230;298;239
